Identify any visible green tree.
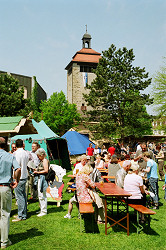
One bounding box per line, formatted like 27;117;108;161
35;91;81;135
152;61;166;132
84;44;153;140
0;73;26;116
152;60;166;116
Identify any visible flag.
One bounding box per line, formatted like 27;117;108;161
83;72;88;87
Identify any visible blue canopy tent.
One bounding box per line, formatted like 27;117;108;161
10;120;71;170
61;130;99;155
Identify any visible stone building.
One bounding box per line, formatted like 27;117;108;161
0;70;47;103
152;117;166;135
65;31;101;113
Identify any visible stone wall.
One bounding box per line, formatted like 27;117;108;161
67;63;96;112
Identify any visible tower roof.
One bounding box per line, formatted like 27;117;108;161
65;48;101;70
82;32;92;39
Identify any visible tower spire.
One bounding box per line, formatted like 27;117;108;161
86;24;87;33
82;26;92;49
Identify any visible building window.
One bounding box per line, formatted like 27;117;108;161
80;65;96;73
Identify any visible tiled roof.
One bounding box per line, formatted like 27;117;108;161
75;48;101;55
72;48;101;63
65;48;101;70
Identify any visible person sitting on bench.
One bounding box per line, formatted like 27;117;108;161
124;161;147;223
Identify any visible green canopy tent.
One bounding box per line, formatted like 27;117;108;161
10;119;71;170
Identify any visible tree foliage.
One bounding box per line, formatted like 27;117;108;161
84;44;153;140
35;91;81;136
0;73;26;116
152;60;166;116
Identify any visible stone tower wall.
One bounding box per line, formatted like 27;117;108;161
67;63;96;112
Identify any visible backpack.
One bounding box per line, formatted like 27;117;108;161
45;168;55;182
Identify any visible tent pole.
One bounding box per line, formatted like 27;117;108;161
56;140;61;166
46;140;55;161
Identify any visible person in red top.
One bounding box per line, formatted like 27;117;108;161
86;143;94;156
108;144;115;156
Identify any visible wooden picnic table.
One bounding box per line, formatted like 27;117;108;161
95;182;131;236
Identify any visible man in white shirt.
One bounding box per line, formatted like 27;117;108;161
12;139;29;221
28;142;40;199
30;142;40;167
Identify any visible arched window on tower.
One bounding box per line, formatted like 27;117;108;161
85;41;89;48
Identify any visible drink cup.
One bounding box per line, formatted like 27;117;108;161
76;169;79;174
100;180;104;186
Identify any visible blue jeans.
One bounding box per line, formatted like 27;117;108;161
15;178;27;219
149;177;159;205
0;186;12;247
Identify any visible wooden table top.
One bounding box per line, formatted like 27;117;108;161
95;182;131;197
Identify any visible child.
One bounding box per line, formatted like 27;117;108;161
162;165;166;200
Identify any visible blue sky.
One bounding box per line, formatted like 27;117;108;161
0;0;166;114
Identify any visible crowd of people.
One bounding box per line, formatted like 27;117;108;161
65;141;166;224
0;136;166;248
0;137;49;248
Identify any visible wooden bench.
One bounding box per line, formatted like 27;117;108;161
79;203;94;233
67;182;74;185
118;199;156;234
67;187;76;192
128;203;156;234
67;180;75;192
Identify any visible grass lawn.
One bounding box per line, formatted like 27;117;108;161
8;172;166;250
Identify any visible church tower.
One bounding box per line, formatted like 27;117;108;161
65;30;101;113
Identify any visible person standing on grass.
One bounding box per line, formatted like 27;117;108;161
142;152;159;209
12;139;29;222
0;137;21;248
9;143;17;154
28;142;40;200
33;148;49;217
86;143;94;161
162;165;166;200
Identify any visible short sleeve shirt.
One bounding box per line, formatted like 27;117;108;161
86;147;94;156
124;173;143;199
0;149;20;184
147;159;158;179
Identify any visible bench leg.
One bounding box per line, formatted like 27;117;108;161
136;212;143;234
